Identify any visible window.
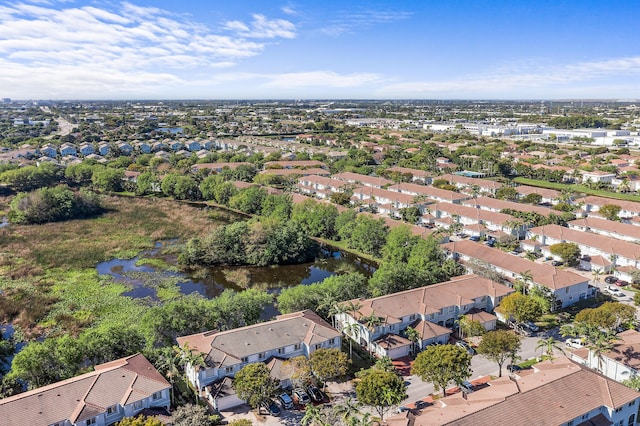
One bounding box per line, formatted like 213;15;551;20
329;338;335;345
106;405;117;415
616;407;623;413
133;400;142;410
258;352;265;359
225;366;233;373
315;344;321;350
294;344;301;351
277;347;284;354
241;357;248;363
628;413;635;426
409;314;416;320
629;401;636;407
567;421;573;426
448;306;455;313
152;391;162;400
87;418;97;426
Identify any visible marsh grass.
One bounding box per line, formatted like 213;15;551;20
0;196;228;337
0;196;221;270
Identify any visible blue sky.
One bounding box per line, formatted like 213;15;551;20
1;0;639;100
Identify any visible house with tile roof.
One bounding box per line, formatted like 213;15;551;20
577;196;640;220
0;354;170;426
334;274;513;359
439;173;504;196
569;329;640;384
332;171;394;188
176;310;341;397
387;182;471;204
443;240;594;309
395;356;640;426
528;224;640;278
384;166;433;185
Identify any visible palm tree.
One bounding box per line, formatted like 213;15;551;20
341;301;363;323
405;326;421;356
361;311;383;357
590;335;617;373
592;268;603;285
334;396;362;425
536;336;565;359
323;299;343;329
301;404;327;426
343;322;361;360
519;270;533;295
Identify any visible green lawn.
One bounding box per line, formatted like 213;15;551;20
513;177;640;202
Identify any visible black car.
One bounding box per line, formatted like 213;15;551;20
604;276;618;284
262;400;281;416
507;364;522;373
306;385;323;403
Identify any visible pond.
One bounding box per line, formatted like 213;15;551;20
96;242;376;303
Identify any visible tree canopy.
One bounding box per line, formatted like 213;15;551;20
232;363;280;409
411;344;472;397
477;330;521;377
355;369;407;418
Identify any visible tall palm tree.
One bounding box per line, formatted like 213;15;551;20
328;296;346;328
405;326;421;356
361;311;383;357
301;404;327;426
536;336;565;359
341;301;363;323
592;268;603;285
334;397;362;425
590;334;618;373
343;322;361;360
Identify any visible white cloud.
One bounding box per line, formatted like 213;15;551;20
376;56;640;98
0;1;299;98
262;71;382;88
224;13;296;39
321;8;412;37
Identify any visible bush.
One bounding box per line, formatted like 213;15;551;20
8;186;102;224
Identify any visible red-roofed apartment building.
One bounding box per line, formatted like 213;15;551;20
0;354;170;426
334;274;513;359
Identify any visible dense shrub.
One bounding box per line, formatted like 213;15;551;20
8;186;102;224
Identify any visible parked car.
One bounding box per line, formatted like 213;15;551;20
396;405;412;414
604;276;618;284
460;381;474;394
523;321;539;332
456;340;476;355
263;400;281;416
616;280;629;287
507;364;522;373
470;236;481;242
604;285;624;297
551;260;563;266
565;338;585;349
292;388;311;406
306;384;323;403
415;400;429;409
278;393;294;410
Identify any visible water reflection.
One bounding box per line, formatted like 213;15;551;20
96;244;376;301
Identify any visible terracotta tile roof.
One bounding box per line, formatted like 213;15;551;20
412;357;640;426
569;216;640;241
0;354;169;426
443;240;587;291
530;224;640;262
344;274;512;325
461;196;555;217
388;182;469;203
577;196;640;215
332;172;393;188
439;174;504;191
515;185;561;199
176;310;340;366
410;319;452;340
374;334;412;350
431;202;514;225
